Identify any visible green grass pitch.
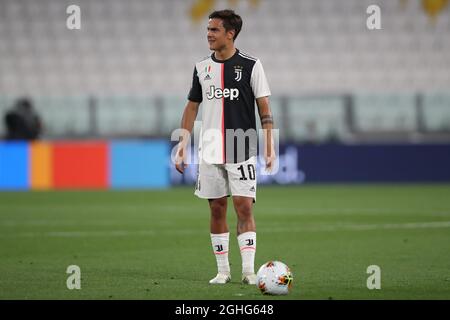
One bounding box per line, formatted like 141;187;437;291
0;184;449;300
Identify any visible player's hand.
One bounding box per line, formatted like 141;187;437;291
175;147;187;174
264;139;277;173
264;150;277;172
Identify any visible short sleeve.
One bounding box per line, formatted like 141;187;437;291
250;59;271;98
187;67;203;103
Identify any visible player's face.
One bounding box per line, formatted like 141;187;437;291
207;18;233;51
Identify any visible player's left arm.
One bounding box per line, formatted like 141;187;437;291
256;96;276;172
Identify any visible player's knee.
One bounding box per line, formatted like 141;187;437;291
235;201;253;220
209;198;227;220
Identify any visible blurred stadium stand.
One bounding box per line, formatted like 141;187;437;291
0;0;449;143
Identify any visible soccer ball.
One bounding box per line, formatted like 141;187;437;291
256;261;293;295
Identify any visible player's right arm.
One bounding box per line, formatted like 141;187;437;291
175;100;199;174
175;66;203;174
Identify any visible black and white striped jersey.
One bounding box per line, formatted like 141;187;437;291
188;49;271;164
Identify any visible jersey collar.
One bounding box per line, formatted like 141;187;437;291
211;48;239;63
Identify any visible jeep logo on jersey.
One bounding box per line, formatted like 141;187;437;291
206;85;239;100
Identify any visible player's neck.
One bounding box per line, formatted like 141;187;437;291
214;46;236;61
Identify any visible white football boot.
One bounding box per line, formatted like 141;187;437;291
241;273;257;285
209;273;231;284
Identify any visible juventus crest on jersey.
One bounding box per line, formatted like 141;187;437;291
188;49;271;164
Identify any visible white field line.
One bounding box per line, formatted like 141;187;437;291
0;220;126;227
1;203;449;212
265;221;450;232
0;221;450;238
259;208;450;216
1;205;450;217
1;207;449;227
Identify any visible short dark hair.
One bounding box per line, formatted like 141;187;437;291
209;9;242;41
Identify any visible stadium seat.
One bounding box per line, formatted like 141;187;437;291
0;0;448;138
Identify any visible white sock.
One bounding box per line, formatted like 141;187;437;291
237;231;256;275
210;233;230;275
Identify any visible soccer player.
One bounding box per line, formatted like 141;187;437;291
175;9;275;285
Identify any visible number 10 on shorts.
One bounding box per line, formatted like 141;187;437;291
238;164;256;181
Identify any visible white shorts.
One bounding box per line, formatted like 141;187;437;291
194;156;257;201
